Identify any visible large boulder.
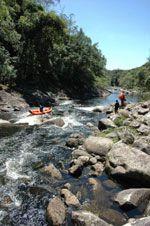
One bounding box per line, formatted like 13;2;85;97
98;118;116;130
71;210;112;226
122;217;150;226
106;142;150;186
84;136;113;156
46;197;66;225
114;188;150;210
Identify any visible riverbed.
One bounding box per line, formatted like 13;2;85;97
0;89;139;226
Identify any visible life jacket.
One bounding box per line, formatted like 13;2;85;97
119;93;125;100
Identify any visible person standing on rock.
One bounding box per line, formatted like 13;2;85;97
114;100;120;113
118;90;126;107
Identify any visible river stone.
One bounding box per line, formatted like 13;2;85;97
61;188;80;207
119;132;135;145
46;197;66;225
66;138;79;148
138;107;149;115
42;164;62;179
88;178;100;191
46;118;65;127
137;124;150;135
72;149;92;158
89;157;97;165
0;119;10;124
106;142;150;186
78;156;90;164
71;210;112;226
93;106;106;112
84;136;113;156
129;120;140;128
91;162;104;176
119;109;130;118
98;118;116;130
122;217;150;226
101;208;127;226
133;138;150;155
114;188;150;210
69;164;83;177
145;201;150;216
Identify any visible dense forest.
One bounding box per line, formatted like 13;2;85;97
109;61;150;92
0;0;106;98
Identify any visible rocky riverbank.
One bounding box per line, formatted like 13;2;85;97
55;100;149;226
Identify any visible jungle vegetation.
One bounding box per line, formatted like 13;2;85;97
0;0;106;98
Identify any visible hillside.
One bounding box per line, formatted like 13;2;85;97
109;62;150;92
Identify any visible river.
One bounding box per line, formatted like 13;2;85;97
0;88;139;226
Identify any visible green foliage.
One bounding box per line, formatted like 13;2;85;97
0;0;106;97
108;62;150;92
0;45;17;84
114;115;127;127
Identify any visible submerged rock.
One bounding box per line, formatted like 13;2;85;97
46;197;66;225
42;164;62;179
71;210;112;226
46;117;65;127
84;136;113;156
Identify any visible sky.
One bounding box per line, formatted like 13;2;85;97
52;0;150;70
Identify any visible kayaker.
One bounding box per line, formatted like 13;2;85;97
118;90;126;107
114;100;119;113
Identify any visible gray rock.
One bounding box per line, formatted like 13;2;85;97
71;210;112;226
98;118;116;130
84;136;113;156
46;197;66;225
89;157;97;165
46;118;65;127
63;183;71;190
72;149;92;158
145;201;150;216
122;217;150;226
133;138;150;155
138;108;149;115
121;132;135;145
129;120;140;128
114;188;150;210
137;124;150;135
0;119;10;124
61;188;80;207
66;138;79;148
106;142;150;186
78;156;90;164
